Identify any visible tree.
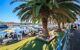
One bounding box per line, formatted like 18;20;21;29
53;14;77;31
11;0;80;37
49;0;80;31
11;0;52;38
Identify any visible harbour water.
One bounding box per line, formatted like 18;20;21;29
0;28;7;31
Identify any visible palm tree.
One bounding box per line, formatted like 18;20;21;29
49;0;80;31
11;0;51;38
11;0;80;37
55;14;77;31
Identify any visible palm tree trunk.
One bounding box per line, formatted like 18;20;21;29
57;22;62;31
62;22;65;29
42;17;49;37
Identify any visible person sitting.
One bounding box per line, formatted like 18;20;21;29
5;34;8;38
13;33;17;40
0;38;3;44
73;24;77;29
71;24;73;29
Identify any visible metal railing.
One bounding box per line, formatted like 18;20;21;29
56;29;70;50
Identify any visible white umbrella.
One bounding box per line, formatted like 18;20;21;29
12;27;22;32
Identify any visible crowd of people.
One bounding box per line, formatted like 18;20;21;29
70;23;80;30
0;31;22;44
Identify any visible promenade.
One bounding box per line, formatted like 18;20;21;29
63;29;80;50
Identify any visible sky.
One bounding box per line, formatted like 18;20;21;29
0;0;21;22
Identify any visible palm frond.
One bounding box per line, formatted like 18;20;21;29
10;0;28;5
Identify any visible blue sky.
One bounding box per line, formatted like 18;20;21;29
0;0;21;22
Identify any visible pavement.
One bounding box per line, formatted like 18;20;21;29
63;29;80;50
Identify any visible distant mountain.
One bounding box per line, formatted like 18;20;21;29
0;22;18;24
